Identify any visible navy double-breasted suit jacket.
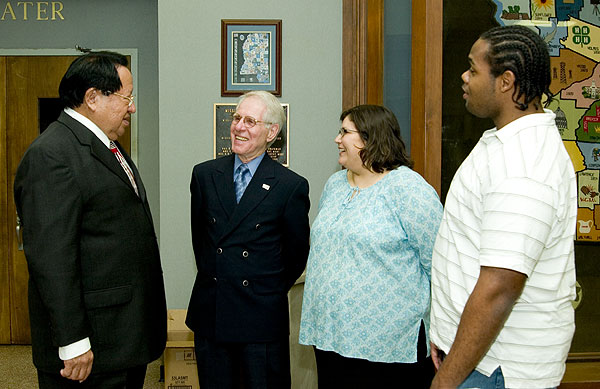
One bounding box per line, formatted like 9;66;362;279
186;154;310;342
14;112;167;374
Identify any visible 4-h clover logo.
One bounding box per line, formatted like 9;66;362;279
572;25;591;47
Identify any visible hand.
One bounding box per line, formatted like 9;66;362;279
60;349;94;382
430;342;443;371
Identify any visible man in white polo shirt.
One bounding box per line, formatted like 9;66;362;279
430;25;577;389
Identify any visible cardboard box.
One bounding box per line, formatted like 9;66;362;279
165;309;200;389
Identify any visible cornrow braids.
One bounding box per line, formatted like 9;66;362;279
480;25;551;111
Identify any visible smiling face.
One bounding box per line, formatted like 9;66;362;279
335;116;365;173
93;65;136;141
461;38;501;121
230;96;279;163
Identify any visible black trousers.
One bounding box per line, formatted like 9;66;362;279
314;321;434;389
194;337;291;389
37;364;147;389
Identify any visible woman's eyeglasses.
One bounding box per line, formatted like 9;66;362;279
338;128;359;137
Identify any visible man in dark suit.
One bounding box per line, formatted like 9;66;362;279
14;51;167;389
186;91;310;388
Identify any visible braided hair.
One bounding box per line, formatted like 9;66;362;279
480;25;551;111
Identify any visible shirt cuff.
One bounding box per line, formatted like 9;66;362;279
58;338;91;360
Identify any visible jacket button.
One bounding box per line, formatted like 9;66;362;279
255;223;261;230
242;280;249;287
210;217;216;224
216;248;223;254
242;250;249;258
213;277;217;282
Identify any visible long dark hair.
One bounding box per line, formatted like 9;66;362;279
340;105;413;173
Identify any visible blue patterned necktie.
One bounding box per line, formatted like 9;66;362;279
234;163;251;203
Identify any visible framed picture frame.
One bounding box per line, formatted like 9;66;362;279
221;19;282;97
213;103;289;166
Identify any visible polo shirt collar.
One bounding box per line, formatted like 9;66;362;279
484;109;556;144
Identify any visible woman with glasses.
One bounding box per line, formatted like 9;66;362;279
299;105;443;388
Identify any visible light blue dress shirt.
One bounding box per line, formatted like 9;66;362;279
299;166;443;363
233;152;265;180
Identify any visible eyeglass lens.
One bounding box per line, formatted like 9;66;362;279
113;92;134;107
339;128;356;136
232;113;257;128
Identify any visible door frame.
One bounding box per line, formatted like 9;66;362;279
410;0;443;195
342;0;442;194
0;49;138;344
0;57;9;344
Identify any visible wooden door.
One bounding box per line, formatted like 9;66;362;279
1;55;131;344
342;0;443;193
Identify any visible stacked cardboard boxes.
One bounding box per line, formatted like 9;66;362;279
164;309;199;389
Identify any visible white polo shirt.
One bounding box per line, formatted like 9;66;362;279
430;110;577;388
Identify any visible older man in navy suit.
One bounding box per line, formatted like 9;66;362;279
186;91;310;388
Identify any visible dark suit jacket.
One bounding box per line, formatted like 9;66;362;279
14;111;167;374
186;154;310;343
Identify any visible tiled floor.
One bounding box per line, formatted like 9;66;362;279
0;345;163;389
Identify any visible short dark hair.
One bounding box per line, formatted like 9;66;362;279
480;25;551;111
340;105;413;173
59;51;129;109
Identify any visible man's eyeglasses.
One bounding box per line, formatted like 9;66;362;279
231;113;272;128
338;128;359;137
113;92;135;107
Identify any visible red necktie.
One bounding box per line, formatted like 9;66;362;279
109;141;139;196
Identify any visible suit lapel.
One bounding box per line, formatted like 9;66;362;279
211;155;236;219
220;156;279;239
58;112;140;198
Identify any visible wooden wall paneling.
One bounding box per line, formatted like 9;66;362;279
343;0;442;191
342;0;384;110
2;55;129;344
559;359;600;387
0;57;10;344
410;0;443;194
343;0;367;110
562;354;600;386
366;0;384;105
6;56;77;344
410;0;426;178
7;57;35;344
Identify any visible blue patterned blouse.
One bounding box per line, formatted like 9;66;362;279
299;166;443;363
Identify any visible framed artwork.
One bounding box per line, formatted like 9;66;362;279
213;103;289;166
221;19;282;97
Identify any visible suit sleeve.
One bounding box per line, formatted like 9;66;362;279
190;167;205;263
15;145;91;347
281;177;310;290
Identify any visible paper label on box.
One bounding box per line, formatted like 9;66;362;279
183;349;195;360
175;349;195;361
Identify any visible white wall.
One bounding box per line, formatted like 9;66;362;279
158;0;343;308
